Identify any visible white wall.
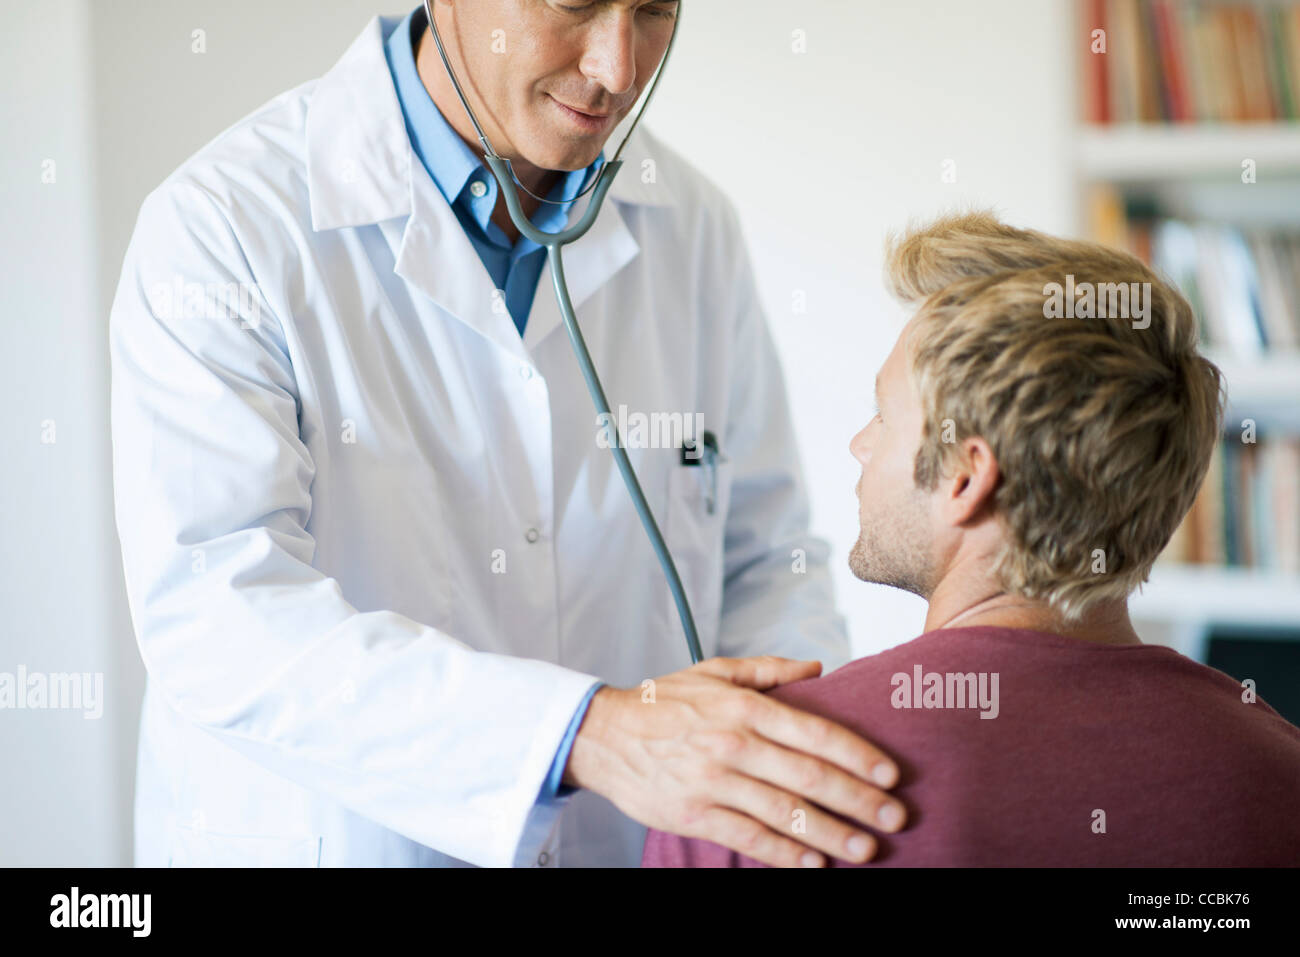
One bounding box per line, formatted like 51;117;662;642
649;0;1079;655
0;0;1078;863
1;0;121;865
1;0;385;867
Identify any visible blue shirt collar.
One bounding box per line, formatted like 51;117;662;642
384;6;602;243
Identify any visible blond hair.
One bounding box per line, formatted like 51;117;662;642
885;211;1224;619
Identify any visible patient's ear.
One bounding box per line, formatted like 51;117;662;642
940;437;1000;527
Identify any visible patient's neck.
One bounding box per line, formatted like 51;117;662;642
923;568;1142;647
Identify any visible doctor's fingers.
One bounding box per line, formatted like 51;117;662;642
693;655;823;690
719;706;908;835
707;722;909;837
715;773;881;867
685;804;833;869
741;691;902;793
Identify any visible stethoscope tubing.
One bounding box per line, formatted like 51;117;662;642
547;238;704;665
423;2;703;664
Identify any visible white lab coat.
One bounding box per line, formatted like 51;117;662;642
110;14;848;868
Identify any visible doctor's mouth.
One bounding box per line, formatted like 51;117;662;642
547;94;619;134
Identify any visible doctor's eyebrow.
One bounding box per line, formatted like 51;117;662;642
874;374;882;412
578;0;680;10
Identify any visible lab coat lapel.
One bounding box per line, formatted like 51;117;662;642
305;17;410;232
389;159;642;360
305;15;523;362
522;189;642;352
389;159;528;363
516;126;680;350
305;14;664;361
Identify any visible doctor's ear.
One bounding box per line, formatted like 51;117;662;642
938;436;1000;527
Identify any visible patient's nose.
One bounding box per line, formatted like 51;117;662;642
849;427;871;465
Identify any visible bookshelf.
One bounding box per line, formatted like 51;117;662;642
1212;350;1300;432
1074;0;1300;640
1078;125;1300;180
1131;564;1300;627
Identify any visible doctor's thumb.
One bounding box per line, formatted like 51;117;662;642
694;655;824;691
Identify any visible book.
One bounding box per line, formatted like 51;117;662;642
1084;0;1300;124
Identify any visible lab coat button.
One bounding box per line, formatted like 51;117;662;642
537;851;550;866
518;365;534;380
525;527;540;543
469;179;488;199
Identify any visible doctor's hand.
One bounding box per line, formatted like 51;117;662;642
562;656;906;868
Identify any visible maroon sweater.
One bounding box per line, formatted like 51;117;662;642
642;626;1300;867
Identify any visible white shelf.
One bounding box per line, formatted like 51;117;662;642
1209;351;1300;432
1131;564;1300;629
1078;125;1300;181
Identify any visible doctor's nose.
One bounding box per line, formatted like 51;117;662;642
579;12;638;96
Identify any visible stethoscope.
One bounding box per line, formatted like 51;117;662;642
420;1;703;664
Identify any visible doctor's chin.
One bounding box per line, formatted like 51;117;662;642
4;0;1299;937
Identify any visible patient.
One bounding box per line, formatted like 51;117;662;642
643;212;1300;867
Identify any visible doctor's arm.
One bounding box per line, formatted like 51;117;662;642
110;182;599;867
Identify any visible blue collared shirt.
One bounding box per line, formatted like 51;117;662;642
384;5;603;336
385;7;605;801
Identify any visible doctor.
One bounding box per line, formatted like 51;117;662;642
110;0;907;868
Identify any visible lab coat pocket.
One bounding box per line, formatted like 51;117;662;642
165;823;323;868
664;460;733;660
